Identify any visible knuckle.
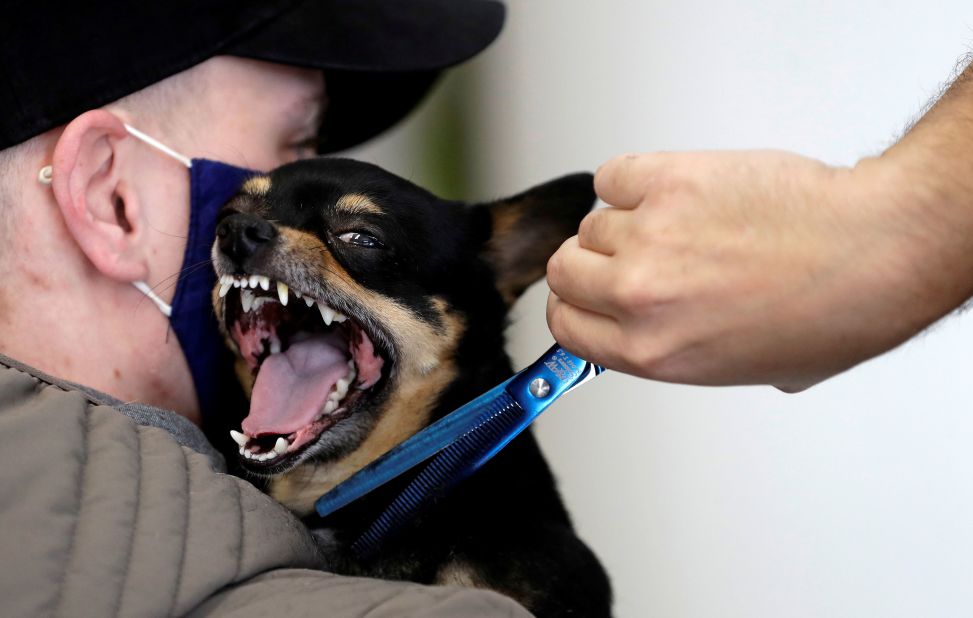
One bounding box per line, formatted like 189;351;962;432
545;251;563;284
612;267;657;313
576;211;601;243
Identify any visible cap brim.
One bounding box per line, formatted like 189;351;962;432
225;0;505;152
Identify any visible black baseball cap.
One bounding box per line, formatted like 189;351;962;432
0;0;505;153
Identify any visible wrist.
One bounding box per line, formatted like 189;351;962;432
850;144;973;331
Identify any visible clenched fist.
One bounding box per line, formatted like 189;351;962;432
546;149;973;390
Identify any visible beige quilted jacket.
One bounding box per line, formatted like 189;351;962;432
0;356;530;617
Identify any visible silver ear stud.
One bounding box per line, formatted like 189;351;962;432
37;165;53;185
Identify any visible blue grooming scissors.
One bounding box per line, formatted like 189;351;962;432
314;343;604;557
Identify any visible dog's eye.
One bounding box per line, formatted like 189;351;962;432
337;231;383;248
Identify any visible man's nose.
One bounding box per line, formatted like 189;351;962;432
216;213;278;265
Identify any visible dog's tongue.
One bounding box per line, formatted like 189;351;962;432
244;332;350;436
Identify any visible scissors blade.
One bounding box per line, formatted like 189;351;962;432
314;377;513;517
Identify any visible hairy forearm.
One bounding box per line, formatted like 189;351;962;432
862;59;973;322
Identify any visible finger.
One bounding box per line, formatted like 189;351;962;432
576;206;631;255
546;292;629;368
594;152;666;209
547;236;624;315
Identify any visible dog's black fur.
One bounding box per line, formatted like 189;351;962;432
212;158;612;617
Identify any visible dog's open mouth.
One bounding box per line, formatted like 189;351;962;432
218;273;388;470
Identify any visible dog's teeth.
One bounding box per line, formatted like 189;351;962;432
333;312;347;323
324;399;338;414
229;429;248;447
248;275;259;289
258;276;270;291
244;450;253;460
241;289;254;313
293;289;302;299
233;278;242;288
238;446;246;457
269;337;281;355
273;437;289;455
218;280;232;298
277;281;289;306
318;302;335;326
251;297;278;312
304;296;314;308
335;377;350;398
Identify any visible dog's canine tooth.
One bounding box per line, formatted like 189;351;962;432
273;437;289;455
276;281;289;306
241;289;255;313
218;280;233;298
258;276;271;291
229;429;248;447
318;302;335;326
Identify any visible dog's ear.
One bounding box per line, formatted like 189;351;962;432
479;172;596;306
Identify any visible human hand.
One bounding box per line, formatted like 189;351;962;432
546;150;965;390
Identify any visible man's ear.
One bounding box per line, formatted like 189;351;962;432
49;110;148;282
480;172;596;306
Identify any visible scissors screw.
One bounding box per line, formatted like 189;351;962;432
529;378;551;398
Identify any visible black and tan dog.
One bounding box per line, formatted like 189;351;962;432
211;158;612;617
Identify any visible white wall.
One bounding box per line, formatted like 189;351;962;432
350;2;973;616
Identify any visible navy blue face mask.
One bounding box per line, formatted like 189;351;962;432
43;124;259;426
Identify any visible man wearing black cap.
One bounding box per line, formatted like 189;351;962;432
0;2;531;615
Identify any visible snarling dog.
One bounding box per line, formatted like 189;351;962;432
211;158;612;617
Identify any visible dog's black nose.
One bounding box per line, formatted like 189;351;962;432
216;213;277;264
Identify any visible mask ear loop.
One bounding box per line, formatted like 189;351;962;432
122;124;193;168
36;123;193;318
132;281;174;317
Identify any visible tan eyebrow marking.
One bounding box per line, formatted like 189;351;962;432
242;176;272;196
335;193;384;216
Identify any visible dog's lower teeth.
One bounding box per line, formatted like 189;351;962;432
273;437;289;455
241;289;254;312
